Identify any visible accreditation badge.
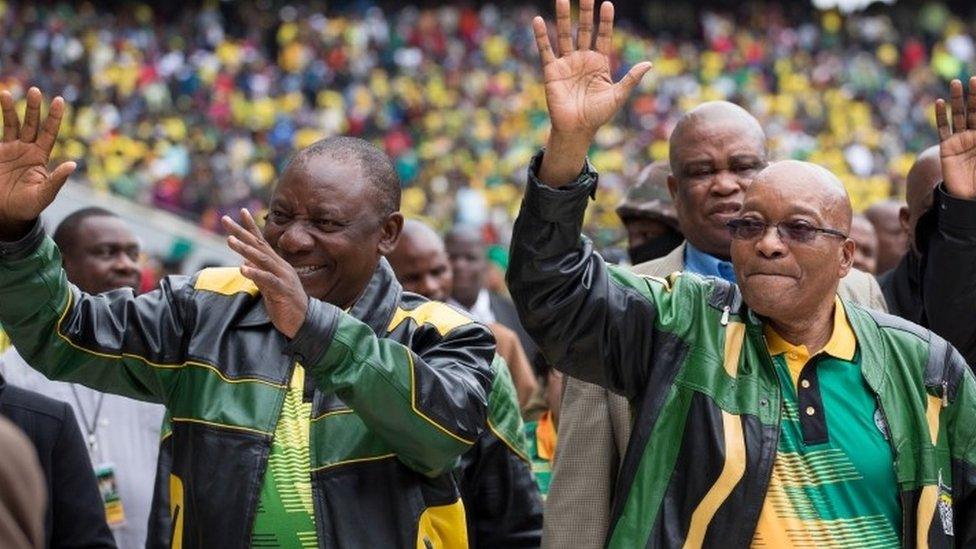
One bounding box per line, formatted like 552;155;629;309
96;463;126;528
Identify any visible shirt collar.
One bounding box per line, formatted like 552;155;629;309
683;242;736;283
764;296;857;361
449;288;496;324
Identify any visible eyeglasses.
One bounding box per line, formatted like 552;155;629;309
726;218;849;244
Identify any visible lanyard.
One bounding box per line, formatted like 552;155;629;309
70;384;105;454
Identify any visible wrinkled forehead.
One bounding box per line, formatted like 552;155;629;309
741;168;837;222
273;161;371;212
671;117;766;162
77;216;139;246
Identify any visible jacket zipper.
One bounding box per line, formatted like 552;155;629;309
752;334;782;535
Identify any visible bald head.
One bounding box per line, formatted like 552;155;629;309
395;220;445;257
750;160;853;232
865;198;908;271
669;101;766;170
388;219;452;301
850;214;879;274
901;146;942;257
906;146;942;217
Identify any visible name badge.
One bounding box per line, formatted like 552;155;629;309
96;462;126;528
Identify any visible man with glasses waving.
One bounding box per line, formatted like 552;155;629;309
508;0;976;546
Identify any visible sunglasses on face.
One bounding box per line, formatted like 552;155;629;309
726;218;849;244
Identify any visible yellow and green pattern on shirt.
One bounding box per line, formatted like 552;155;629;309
751;298;900;548
251;365;318;549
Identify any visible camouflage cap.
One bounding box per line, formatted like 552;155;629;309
616;160;679;230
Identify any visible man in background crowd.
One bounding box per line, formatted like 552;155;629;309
1;207;166;549
848;213;879;274
877;144;976;364
865;198;908;273
615;160;682;264
446;227;540;372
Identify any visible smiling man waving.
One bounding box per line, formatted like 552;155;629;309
0;89;493;548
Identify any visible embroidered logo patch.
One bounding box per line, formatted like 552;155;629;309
873;408;890;440
938;469;954;536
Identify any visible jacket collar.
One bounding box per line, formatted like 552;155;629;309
236;258;402;336
347;258;402;336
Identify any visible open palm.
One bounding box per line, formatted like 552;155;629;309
0;88;75;230
936;77;976;200
533;0;652;137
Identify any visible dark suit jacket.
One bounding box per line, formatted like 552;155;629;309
489;292;540;372
0;375;116;549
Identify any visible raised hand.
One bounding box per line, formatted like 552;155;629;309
0;87;76;239
936;76;976;200
222;209;308;339
532;0;652;186
535;0;651;136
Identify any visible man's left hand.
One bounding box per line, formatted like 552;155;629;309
936;76;976;200
222;209;308;339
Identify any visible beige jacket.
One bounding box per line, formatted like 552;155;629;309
542;243;888;549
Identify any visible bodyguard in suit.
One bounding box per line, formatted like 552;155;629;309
543;100;887;549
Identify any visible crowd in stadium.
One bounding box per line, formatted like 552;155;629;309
1;1;974;247
2;0;976;548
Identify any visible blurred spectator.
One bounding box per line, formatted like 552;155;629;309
445;226;539;370
865;199;909;273
0;415;45;549
615;159;682;264
849;213;879;273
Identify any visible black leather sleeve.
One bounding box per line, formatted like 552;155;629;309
506;151;668;400
921;184;976;366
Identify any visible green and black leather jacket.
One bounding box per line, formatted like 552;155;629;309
507;154;976;548
0;222;497;549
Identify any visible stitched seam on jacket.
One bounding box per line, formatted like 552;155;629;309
55;291;287;389
329;331;476;446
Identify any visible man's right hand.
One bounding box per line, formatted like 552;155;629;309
0;87;75;240
533;0;652;187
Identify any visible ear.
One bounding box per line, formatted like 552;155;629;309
377;212;405;256
667;174;679;202
838;238;855;277
898;205;911;236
